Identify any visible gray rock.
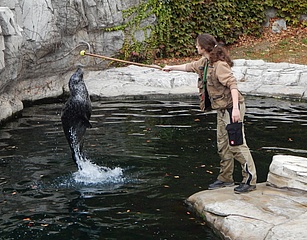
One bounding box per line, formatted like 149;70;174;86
264;7;277;28
187;153;307;240
0;7;23;88
0;93;23;122
267;155;307;192
272;19;287;33
83;65;198;98
0;0;149;86
300;14;307;22
0;7;21;36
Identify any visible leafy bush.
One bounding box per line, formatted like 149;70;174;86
163;0;266;57
105;0;307;61
264;0;307;26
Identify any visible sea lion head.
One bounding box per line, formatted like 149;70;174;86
69;68;88;97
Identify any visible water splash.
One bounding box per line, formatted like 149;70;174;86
73;157;124;184
69;129;124;185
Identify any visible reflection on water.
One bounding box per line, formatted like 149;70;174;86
1;96;307;239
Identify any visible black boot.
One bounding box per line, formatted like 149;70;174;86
234;183;256;194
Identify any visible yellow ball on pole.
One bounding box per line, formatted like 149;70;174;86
80;50;86;56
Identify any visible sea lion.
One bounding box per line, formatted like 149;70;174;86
61;68;92;167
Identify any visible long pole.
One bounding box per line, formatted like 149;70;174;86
79;50;162;70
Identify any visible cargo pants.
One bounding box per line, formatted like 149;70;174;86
216;102;257;185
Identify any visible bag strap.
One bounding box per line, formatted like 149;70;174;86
202;59;209;88
226;108;233;124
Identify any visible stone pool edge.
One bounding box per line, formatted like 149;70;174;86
186;154;307;240
1;59;307;124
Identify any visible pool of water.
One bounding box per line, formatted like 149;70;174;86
1;96;307;239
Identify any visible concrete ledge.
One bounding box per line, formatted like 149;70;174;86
1;60;307;124
187;184;307;240
186;155;307;240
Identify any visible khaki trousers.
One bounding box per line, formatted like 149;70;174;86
216;103;257;185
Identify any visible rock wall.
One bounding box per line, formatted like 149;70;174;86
0;0;155;88
0;0;154;122
0;0;149;81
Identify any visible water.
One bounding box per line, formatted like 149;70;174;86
1;96;307;240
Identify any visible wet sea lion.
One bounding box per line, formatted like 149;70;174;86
61;68;92;167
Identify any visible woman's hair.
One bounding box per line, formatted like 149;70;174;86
197;33;233;67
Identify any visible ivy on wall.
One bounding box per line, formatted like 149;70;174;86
264;0;307;26
105;0;307;62
164;0;266;58
104;0;172;63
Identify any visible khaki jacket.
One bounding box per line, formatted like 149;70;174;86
186;57;244;111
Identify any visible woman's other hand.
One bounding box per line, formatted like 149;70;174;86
232;108;241;123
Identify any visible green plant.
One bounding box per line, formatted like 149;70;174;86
104;0;172;63
104;0;307;62
264;0;307;26
278;39;289;48
165;0;266;57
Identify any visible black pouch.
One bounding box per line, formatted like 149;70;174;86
226;122;243;146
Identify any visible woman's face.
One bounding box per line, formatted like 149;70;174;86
196;40;206;56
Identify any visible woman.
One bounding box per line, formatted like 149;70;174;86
162;33;257;193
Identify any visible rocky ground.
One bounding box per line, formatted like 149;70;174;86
230;24;307;65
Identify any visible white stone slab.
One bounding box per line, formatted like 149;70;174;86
187;183;307;240
267;155;307;192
